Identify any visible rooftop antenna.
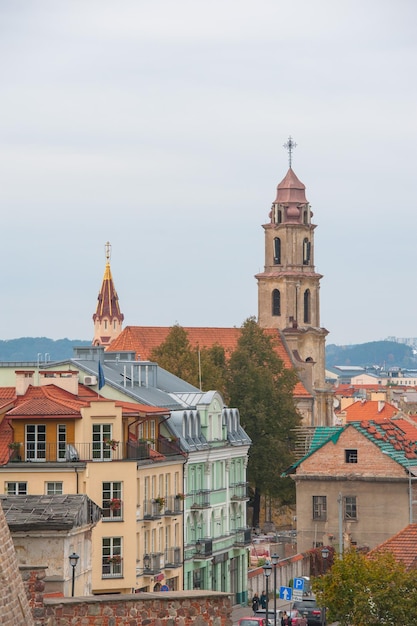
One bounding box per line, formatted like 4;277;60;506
105;241;112;263
283;136;297;168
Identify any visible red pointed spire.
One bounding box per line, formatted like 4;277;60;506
92;243;124;346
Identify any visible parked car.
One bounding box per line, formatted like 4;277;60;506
254;609;303;625
238;617;272;626
292;599;324;625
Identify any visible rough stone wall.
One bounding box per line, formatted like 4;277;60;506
0;503;34;625
43;592;232;626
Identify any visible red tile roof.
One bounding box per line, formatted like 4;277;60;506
0;418;14;465
368;524;417;570
107;326;311;398
7;385;87;419
339;400;398;422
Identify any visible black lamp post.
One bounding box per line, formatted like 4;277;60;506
69;552;79;597
271;553;279;626
321;548;329;626
263;561;272;625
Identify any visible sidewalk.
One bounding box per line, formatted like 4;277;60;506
232;598;294;624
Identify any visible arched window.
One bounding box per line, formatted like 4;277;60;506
303;209;308;225
303;238;311;265
304;289;311;323
272;289;281;316
273;237;281;265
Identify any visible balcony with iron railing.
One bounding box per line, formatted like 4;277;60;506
190;489;211;509
164;546;182;568
194;538;213;559
234;527;252;546
143;498;163;520
184;528;251;561
230;482;249;501
5;436;183;464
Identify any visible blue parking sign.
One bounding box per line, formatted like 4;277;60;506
294;577;305;591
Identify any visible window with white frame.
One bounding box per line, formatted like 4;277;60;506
102;537;123;577
6;481;27;495
102;481;122;520
92;424;112;460
46;482;63;495
26;424;46;461
57;424;67;461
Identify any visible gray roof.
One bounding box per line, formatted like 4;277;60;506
0;494;102;531
68;348;201;410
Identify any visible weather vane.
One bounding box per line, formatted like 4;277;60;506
283;136;297;168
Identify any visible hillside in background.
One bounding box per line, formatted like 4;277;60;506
1;337;416;371
326;341;417;370
0;337;91;362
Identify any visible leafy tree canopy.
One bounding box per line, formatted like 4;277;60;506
149;324;227;395
314;549;417;626
225;318;302;520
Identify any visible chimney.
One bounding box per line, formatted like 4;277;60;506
15;371;35;395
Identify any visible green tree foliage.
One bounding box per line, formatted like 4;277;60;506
149;325;227;395
225;318;301;525
313;549;417;626
150;319;301;525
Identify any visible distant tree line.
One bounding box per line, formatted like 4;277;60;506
326;340;417;369
0;338;91;362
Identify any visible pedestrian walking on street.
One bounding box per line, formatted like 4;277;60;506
252;593;260;614
260;591;267;609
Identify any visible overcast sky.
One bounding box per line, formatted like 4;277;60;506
0;0;416;347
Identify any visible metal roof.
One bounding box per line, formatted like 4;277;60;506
0;494;102;531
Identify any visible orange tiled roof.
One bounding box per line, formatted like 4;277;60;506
7;385;90;419
368;524;417;570
0;387;16;400
0;418;14;465
108;326;311;398
340;400;398;422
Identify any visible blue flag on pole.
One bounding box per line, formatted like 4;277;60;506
98;361;105;390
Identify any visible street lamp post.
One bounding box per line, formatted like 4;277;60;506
321;548;329;626
69;552;79;597
271;553;279;626
263;562;272;626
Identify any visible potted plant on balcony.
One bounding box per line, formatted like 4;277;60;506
8;442;21;451
109;498;121;511
107;554;122;565
175;493;185;500
154;496;165;509
104;438;119;451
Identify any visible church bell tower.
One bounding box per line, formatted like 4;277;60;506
256;138;332;425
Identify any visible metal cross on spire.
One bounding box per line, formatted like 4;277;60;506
105;241;112;263
283;136;297;168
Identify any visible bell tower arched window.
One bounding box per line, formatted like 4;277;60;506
303;238;311;265
273;238;281;265
272;289;281;316
304;289;311;323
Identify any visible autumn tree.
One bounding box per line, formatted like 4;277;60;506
225;317;301;527
313;549;417;626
